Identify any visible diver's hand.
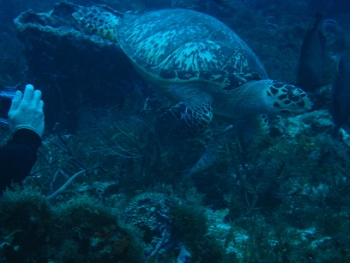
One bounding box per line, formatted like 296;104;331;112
8;84;45;137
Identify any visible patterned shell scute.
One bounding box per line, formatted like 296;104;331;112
116;8;268;89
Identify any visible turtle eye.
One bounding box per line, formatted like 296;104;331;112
287;89;301;101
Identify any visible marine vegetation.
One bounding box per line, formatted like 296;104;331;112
0;187;143;263
1;0;350;262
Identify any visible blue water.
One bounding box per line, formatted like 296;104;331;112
0;0;350;262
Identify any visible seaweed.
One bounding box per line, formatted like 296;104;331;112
0;187;143;263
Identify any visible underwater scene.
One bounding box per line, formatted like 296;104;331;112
1;0;350;262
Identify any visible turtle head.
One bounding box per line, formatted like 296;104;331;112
266;80;312;114
72;5;121;42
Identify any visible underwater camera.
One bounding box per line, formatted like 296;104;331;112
0;85;22;125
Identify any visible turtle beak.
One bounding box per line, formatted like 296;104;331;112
290;87;313;113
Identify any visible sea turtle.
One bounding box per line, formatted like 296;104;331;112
71;5;311;135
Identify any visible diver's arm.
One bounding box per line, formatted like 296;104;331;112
0;84;44;192
0;129;41;191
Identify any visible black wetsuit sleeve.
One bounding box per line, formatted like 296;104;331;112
0;129;41;192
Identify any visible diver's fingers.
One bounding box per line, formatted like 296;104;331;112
9;90;23;112
38;100;44;112
33;89;42;107
22;84;35;104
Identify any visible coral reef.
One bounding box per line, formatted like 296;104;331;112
0;187;143;263
13;1;132;130
0;0;350;262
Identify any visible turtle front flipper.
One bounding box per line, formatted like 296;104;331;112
158;101;213;137
233;114;270;138
155;83;215;137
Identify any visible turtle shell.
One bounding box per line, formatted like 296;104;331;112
116;8;268;89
